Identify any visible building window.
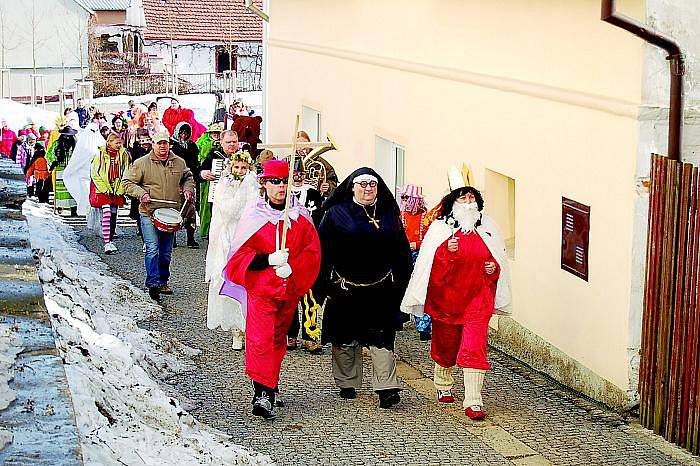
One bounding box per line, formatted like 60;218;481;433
216;45;238;74
302;106;322;142
375;136;405;199
98;34;118;53
484;169;516;259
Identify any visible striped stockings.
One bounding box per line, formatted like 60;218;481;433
101;205;118;244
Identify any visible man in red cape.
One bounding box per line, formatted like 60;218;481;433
401;186;512;420
221;160;321;419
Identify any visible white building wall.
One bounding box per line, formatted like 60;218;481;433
144;40;260;76
2;0;90;99
627;0;700;403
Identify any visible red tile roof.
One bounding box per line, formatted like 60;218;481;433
143;0;262;42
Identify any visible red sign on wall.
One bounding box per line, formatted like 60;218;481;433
561;197;590;281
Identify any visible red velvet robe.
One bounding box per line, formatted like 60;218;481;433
425;230;499;370
225;216;321;388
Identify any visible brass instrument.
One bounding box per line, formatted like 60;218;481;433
302;133;338;190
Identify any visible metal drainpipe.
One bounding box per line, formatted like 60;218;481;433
601;0;685;161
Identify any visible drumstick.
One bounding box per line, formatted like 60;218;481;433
149;199;178;205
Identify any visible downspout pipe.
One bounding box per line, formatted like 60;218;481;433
601;0;685;161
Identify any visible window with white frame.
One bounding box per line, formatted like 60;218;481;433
375;136;405;199
301;106;322;141
484;168;516;259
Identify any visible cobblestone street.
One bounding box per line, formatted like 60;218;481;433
79;223;698;466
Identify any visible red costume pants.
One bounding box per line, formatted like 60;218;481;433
431;318;492;371
245;294;299;389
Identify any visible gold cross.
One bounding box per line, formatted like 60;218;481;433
369;218;380;229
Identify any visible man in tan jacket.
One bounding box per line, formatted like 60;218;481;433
124;131;195;301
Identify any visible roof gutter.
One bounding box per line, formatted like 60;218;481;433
601;0;684;160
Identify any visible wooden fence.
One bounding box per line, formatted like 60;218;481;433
640;154;700;454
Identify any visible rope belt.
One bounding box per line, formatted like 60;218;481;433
332;269;393;291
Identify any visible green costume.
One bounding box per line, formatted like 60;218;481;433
50;130;78;211
198;143;223;238
196;132;215;164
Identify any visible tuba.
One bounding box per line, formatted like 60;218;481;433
303;133;338;190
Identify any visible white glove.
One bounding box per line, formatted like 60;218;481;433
275;263;292;279
268;248;289;266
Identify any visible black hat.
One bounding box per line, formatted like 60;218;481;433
59;126;77;136
293;157;306;173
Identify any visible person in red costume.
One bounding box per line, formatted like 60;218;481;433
0;119;17;158
162;98;187;136
401;185;511;420
162;98;207;142
221;160;321;419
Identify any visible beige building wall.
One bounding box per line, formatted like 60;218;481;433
266;0;646;403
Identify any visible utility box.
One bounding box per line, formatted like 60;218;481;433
561;197;590;281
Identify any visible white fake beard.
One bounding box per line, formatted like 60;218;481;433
452;201;480;233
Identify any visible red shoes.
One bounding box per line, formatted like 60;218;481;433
465;405;485;420
437;389;455;403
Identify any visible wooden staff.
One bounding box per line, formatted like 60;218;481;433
280;115;300;250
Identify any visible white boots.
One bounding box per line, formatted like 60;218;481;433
433;363;487;419
463;368;486;420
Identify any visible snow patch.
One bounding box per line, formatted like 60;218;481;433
0;99;59;131
23;201;273;465
0;322;22;450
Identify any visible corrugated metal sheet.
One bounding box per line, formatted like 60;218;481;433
81;0;130;11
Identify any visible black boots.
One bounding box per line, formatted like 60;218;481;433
339;387;357;399
185;223;199;249
148;287;161;302
252;382;276;419
377;388;401;409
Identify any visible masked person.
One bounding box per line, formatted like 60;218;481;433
205;149;258;350
399;183;432;340
25;143;51;203
170;122;201;248
286;158;324;353
220;160;321;419
1;119;17;158
315;168;413;409
10;129;27;163
401;186;511;420
48;125;79;216
296;131;338;198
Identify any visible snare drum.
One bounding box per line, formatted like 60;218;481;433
151;207;183;233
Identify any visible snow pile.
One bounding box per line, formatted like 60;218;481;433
23;201;273;466
0;322;22;450
0;99;59;131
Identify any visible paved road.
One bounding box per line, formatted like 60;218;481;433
78;220;696;466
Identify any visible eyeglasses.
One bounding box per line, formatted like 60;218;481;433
355;181;378;188
267;178;288;185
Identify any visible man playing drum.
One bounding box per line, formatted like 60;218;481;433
123;131;195;301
